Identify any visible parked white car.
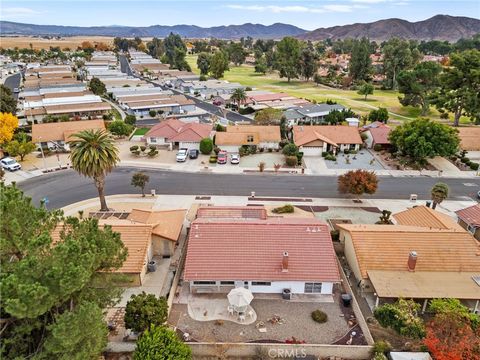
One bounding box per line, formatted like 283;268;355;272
176;148;188;162
1;157;21;171
230;153;240;165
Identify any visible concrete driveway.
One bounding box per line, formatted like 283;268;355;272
427;156;463;175
303;156;329;174
239;153;284;169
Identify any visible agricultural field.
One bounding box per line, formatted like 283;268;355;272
0;36;115;50
186;54;464;124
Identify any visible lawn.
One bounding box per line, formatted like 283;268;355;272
133;127;149;136
110;107;122;121
186;54;471;124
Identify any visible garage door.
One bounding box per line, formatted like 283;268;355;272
301;146;323;156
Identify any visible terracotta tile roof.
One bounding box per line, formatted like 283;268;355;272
393;206;465;231
368;126;391;145
196;206;267;220
44;101;111;114
128;209;186;241
456;204;480;228
32;120;105;143
293;125;363;147
216;125;280;146
457;127;480;151
145;118;185;139
184;218;340;282
248;92;292;102
51;223;152;274
168;123;212;142
337;224;480;279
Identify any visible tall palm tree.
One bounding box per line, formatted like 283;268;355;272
68;129;119;211
430;182;449;209
230;88;247;112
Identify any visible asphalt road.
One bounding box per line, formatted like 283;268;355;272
18;167;480;209
118;54;252;124
3;72;21;100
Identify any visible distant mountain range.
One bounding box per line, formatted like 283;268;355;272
0;21;306;39
298;15;480;42
0;15;479;41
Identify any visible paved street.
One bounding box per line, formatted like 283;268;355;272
3;72;21;100
18;167;480;209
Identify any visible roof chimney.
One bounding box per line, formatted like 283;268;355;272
407;251;417;272
282;251;289;272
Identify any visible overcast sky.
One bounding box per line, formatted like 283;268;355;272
2;0;479;30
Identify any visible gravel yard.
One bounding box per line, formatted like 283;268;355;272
171;294;351;344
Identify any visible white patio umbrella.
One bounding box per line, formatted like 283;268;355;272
227;287;254;312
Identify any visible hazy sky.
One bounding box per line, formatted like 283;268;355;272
2;0;479;30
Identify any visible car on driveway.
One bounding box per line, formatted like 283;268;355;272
477;190;480;200
1;157;21;171
176;148;188;162
217;151;228;164
189;149;199;159
230;153;240;164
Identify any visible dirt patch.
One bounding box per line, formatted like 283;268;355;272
368;322;424;351
1;36;114;50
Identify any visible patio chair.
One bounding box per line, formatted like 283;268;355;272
227;305;234;316
247;310;254;319
238;313;246;322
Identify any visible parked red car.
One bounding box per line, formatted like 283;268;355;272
217;150;228;164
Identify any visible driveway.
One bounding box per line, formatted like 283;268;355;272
427;156;464;175
324;150;386;171
303;156;329;174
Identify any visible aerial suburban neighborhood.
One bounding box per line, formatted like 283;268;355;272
0;1;479;359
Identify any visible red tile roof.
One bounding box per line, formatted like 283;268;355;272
183;218;340;282
248;92;291;103
168;123;212;142
145;118;185;139
456;204;480;227
196;206;267;220
368;126;391;145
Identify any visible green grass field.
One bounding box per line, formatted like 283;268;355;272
133;127;149;136
186;54;469;124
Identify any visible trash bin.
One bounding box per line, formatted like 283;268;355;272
426;200;432;208
147;260;157;272
341;293;352;307
282;288;291;300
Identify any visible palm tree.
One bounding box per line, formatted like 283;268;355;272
430;182;449;209
68;129;119;211
230;88;247;112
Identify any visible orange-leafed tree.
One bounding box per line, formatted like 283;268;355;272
338;169;378;201
81;41;94;50
424;313;480;360
0;113;18;145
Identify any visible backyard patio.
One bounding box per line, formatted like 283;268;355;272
169;284;358;344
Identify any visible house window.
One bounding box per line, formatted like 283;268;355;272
467;225;477;234
220;281;235;285
150;137;157;143
304;282;322;293
252;282;271;286
247;135;254;143
193;281;216;285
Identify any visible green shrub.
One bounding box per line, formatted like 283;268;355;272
279;139;289;148
215;124;226;132
272;204;294;214
285;156;297;167
374;299;425;339
470;162;479;171
108;120;133;136
371;340;392;356
130;145;139;152
344;149;350;154
321;151;328;157
373;144;382;151
199;74;207;81
149;145;156;151
311;310;328;323
125;115;136;125
350;150;358;154
282;143;298;156
131;150;140;156
239;146;249;157
214;146;220;155
460;157;470;163
200;138;214;154
148;110;157;117
330;230;339;241
147;150;158;157
239;106;255;115
325;154;337;161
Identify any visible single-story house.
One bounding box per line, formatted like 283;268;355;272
293;125;363;156
337;206;480;312
393;205;465;231
184;209;340;295
363;126;392;149
284;104;346;126
196;205;267;220
52;222;154;287
128;208;186;256
215;125;281;153
145;118;213;150
455;204;480;240
457;127;480;151
31;119;106;150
